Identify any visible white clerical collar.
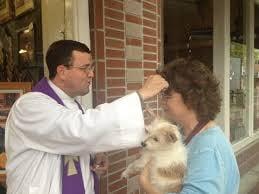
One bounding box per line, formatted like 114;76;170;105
47;79;75;102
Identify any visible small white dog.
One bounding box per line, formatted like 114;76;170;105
122;118;187;193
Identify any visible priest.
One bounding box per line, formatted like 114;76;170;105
5;40;168;194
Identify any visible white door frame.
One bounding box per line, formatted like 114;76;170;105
41;0;93;108
67;0;93;108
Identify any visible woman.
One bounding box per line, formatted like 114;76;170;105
139;58;240;194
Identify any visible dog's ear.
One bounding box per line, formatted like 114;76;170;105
166;131;177;143
169;133;177;142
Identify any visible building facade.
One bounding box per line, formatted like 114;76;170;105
1;0;259;193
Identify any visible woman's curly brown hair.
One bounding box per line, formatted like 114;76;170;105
160;58;221;122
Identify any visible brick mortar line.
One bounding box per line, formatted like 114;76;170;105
106;77;126;79
107;149;126;155
107;173;125;185
143;25;158;31
106;46;142;50
106;76;125;79
126;35;142;40
106;67;126;69
111;0;124;4
104;16;126;23
108;150;127;156
90;28;105;32
143;6;157;13
96;29;105;32
104;7;123;14
143;43;157;46
95;59;105;62
105;0;123;4
143;0;157;5
143;50;157;54
143;68;158;70
108;177;128;187
143;9;158;16
125;12;143;17
143;60;158;64
143;17;158;23
107;95;128;99
142;43;157;46
126;59;143;61
143;34;157;38
105;57;127;60
106;37;125;42
109;185;128;193
107;86;126;89
105;26;125;32
143;53;157;56
105;37;126;42
143;1;157;9
143;34;158;39
106;47;126;51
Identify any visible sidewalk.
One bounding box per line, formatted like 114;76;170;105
239;163;259;194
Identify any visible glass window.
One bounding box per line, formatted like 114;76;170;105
230;0;249;142
163;0;213;70
0;1;43;84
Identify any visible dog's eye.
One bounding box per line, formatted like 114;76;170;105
153;137;159;142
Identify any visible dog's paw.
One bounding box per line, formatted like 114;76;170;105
121;169;130;179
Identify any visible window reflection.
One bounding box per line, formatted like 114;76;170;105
230;0;249;142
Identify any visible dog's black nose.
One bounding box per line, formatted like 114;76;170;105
141;142;146;147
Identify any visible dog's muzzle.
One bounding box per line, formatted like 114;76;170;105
141;141;146;147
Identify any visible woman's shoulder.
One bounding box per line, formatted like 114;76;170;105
187;125;230;153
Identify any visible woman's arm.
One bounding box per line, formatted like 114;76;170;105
139;148;225;194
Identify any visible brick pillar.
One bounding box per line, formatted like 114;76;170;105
89;0;162;193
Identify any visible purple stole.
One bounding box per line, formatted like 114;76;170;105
32;77;99;194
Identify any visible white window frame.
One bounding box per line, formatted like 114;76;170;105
213;0;231;140
214;0;259;152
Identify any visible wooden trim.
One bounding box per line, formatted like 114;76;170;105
0;82;32;92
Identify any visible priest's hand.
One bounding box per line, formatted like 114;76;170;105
90;153;108;176
138;75;169;101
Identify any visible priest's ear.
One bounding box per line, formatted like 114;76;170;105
56;65;69;80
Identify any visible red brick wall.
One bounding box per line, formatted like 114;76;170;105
89;0;162;193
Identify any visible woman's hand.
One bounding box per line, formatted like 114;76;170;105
139;163;149;187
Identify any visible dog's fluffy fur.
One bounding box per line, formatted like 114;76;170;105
121;118;187;193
